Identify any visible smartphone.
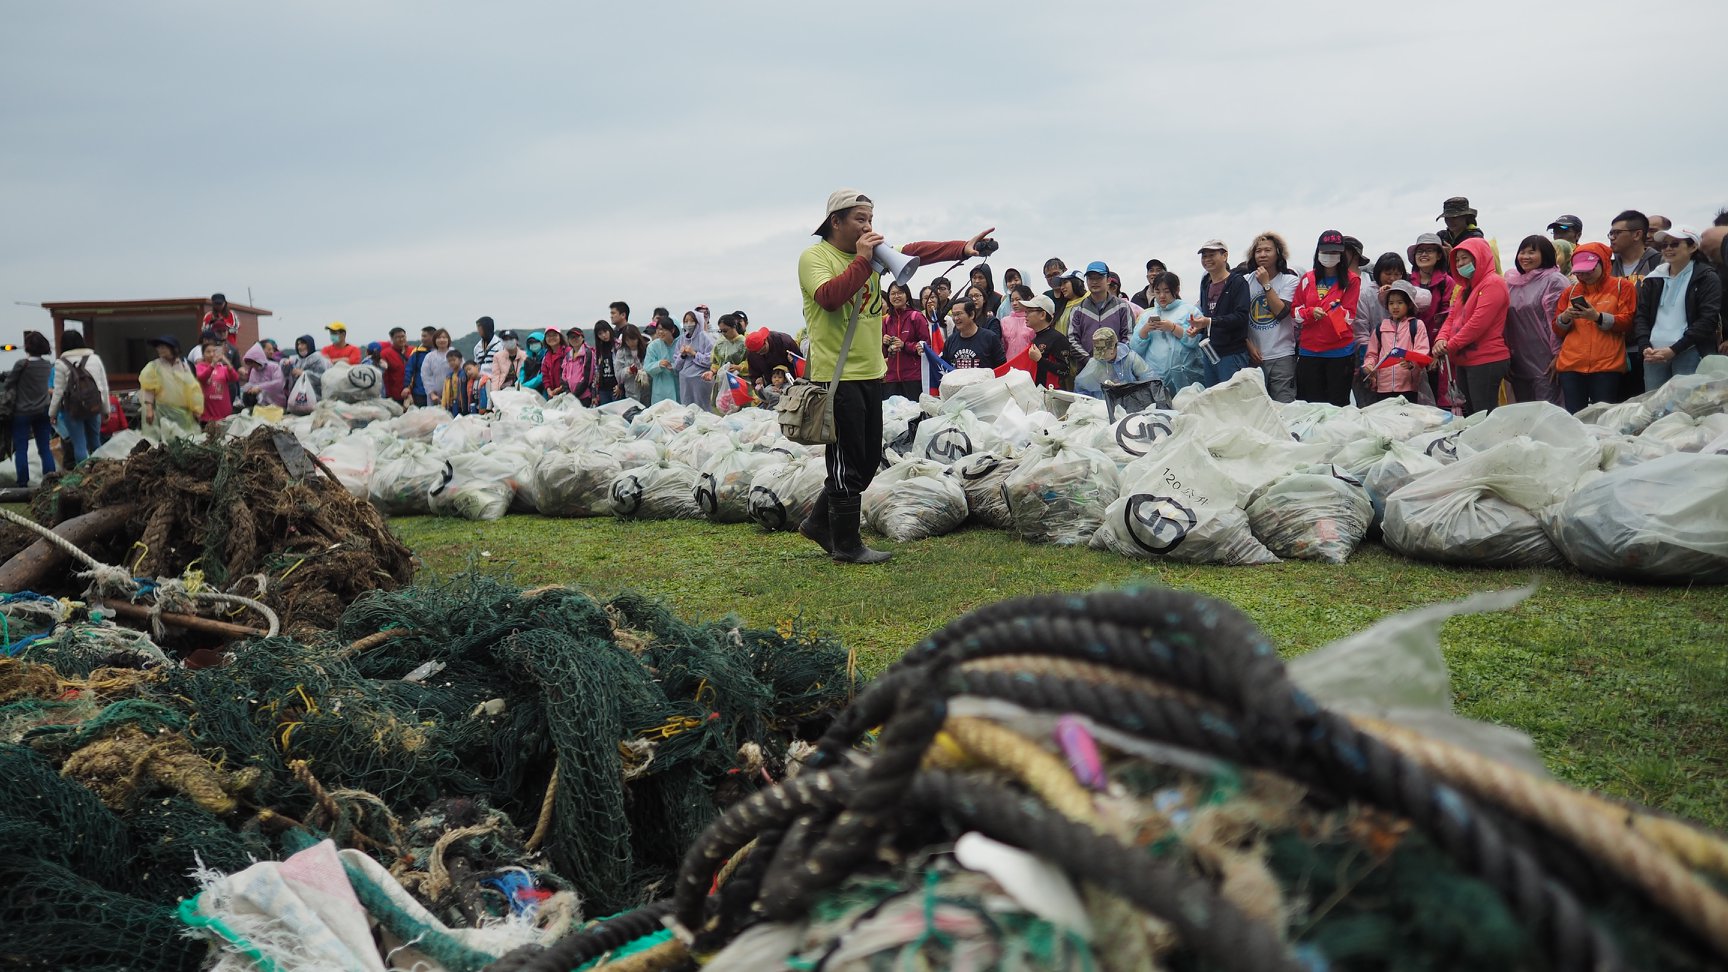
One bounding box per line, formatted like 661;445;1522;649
1569;296;1590;311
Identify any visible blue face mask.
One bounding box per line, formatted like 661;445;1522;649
1455;259;1475;280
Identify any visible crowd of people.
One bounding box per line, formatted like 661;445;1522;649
7;199;1726;497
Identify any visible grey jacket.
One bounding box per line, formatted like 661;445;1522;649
8;356;53;416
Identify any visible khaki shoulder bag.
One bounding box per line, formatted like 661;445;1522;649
776;298;862;446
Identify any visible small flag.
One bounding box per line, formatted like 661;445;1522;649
921;342;952;398
927;322;945;358
993;346;1036;380
1376;346;1434;369
724;370;753;408
786;350;808;379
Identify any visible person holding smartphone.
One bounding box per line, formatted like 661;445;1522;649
1551;242;1637;413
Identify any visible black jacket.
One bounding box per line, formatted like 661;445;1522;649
1029;326;1084;389
1195;271;1252;356
1633;258;1724;355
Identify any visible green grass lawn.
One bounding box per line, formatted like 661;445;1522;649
393;514;1728;829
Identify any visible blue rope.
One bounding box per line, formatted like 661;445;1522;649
2;633;49;657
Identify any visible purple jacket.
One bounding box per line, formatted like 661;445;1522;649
1503;266;1567;381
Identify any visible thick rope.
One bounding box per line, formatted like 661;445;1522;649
1355;714;1728;959
524;766;558;853
932;716;1098;826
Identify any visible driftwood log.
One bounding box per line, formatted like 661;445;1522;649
0;504;136;592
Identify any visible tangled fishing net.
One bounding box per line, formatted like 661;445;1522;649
4;426;414;633
0;573;858;971
494;589;1728;972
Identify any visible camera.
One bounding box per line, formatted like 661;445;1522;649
974;238;1000;258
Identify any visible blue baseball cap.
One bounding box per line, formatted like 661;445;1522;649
1084;261;1110;276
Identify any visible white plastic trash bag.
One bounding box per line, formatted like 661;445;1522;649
1093;409;1180;466
432;415;493;452
369;451;452;515
1381;438;1593;568
1455;401;1597;460
1639;411;1728;453
1642;368;1728;421
862;458;970;542
315;439;377;499
1359;440;1443;521
609;460;702;520
534;450;622;518
1247;466;1374;564
1173;368;1289;440
320;362;384;402
1003;434;1120;546
1597;433;1676;470
696;446;778;523
746;458;826;532
286;372;319;415
1091;436;1278;565
1542;452;1728;583
90;429;149;462
911;410;1007;466
1577;395;1655;435
950;451;1023;529
429;452;516;521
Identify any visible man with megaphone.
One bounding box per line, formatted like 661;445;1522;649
796;188;995;564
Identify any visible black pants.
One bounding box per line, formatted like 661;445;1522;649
1557;371;1621;414
882;379;923;402
1296;354;1354;406
825;379;883;498
1456;358;1511;416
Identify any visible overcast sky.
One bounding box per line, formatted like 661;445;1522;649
4;0;1724;350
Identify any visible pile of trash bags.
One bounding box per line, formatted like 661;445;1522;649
132;355;1728;584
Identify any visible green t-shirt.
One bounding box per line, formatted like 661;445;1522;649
798;240;889;382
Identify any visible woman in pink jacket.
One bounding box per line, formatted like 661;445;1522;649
881;281;932;401
1433;237;1511;415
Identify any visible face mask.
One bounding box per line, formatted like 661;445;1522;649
1316;253;1341;269
1455;259;1475;279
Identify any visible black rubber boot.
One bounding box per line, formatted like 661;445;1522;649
799;492;833;554
828;494;890;564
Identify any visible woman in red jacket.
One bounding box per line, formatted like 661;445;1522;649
1290;230;1363;406
881;281;932;401
1433;237;1511;415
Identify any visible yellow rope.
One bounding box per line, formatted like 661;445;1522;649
525;765;559;853
928;716;1098;827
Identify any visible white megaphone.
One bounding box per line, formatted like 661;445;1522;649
871;243;921;287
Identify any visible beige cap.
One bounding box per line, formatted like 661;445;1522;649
1021;294;1056;317
1196;239;1227;254
825;188;873;217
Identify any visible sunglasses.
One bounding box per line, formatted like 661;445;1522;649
1659;240;1689;250
1607;228;1642;238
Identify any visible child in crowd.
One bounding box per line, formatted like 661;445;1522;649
1362;280;1432;405
758;366;790;408
1075;328;1155;402
443;351;485;416
195;336;240;423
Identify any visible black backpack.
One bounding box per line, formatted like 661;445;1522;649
64;355;104;419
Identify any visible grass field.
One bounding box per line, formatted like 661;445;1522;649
393;514;1728;829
